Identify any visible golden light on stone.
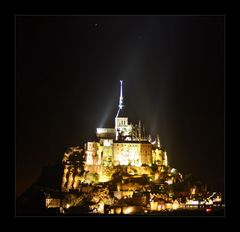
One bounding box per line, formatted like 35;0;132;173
44;80;223;215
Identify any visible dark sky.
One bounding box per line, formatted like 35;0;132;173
16;15;224;197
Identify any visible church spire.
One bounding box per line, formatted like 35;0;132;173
115;80;128;140
118;80;124;110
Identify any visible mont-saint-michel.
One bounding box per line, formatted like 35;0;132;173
17;80;224;216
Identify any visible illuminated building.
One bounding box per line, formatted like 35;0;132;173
60;80;178;191
43;80;223;215
82;80;168;183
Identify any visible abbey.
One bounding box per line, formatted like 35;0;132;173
62;80;169;189
52;80;223;215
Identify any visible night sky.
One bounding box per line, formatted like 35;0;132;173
16;15;224;197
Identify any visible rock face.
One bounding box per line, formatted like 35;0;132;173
16;147;215;216
61;146;85;192
52;142;190;214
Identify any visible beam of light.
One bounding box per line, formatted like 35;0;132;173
116;18;159;85
98;90;118;128
100;18;162;130
149;109;159;136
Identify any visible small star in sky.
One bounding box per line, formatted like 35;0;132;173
93;23;102;31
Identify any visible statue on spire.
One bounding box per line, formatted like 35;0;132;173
157;135;161;148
